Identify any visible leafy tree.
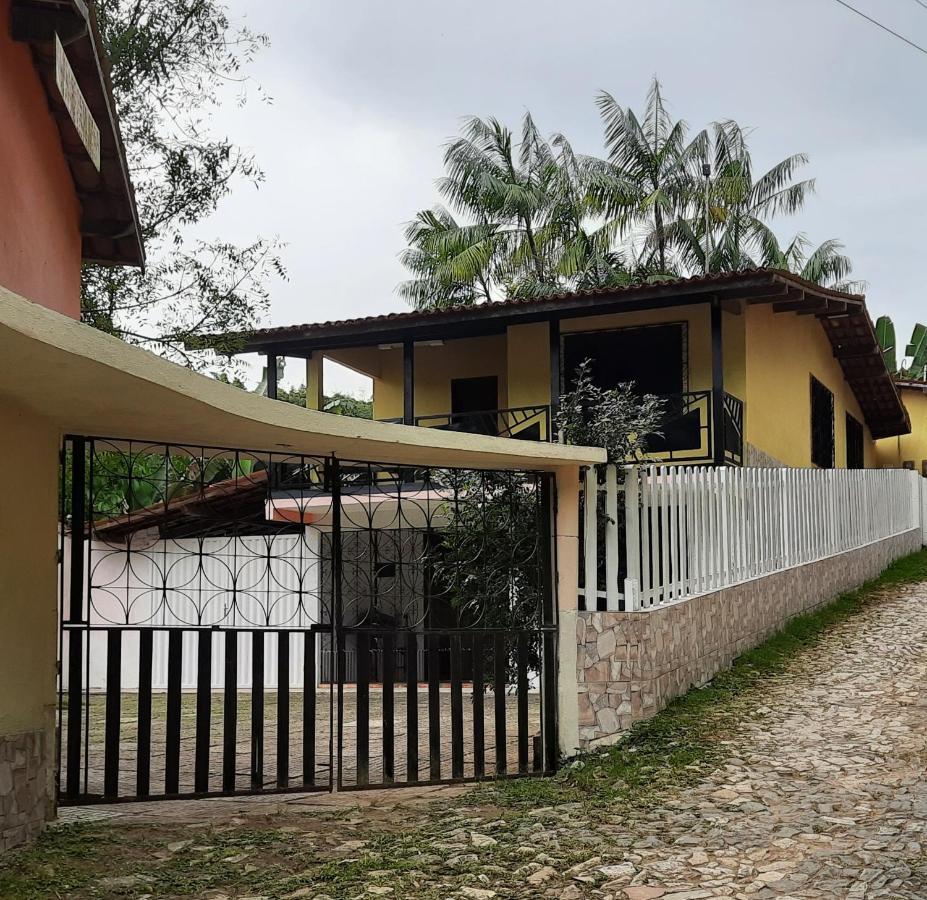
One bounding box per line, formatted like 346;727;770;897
83;0;285;365
429;467;545;681
556;360;666;464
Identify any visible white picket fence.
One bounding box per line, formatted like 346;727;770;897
579;464;922;611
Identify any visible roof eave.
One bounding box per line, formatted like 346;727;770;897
12;0;145;268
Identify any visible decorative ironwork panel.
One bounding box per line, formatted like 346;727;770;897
68;439;333;629
333;462;546;633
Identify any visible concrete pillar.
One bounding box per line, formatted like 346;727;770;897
306;353;324;410
554;465;581;757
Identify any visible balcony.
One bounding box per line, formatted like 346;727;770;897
379;393;744;466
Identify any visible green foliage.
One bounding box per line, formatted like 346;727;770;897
322;393;373;418
906;323;927;380
401;79;859;306
556;360;667;464
875;316;927;379
84;0;285;366
877;315;898;374
430;468;544;675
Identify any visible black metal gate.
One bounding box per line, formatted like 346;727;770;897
57;437;556;804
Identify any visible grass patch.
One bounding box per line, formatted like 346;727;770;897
488;547;927;810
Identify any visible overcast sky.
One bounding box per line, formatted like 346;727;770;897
210;0;927;395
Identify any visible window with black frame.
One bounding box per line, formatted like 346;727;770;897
845;413;864;469
810;376;834;468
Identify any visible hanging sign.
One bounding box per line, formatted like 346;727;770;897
55;33;101;171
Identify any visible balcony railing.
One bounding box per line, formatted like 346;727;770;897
380;405;550;441
378;393;744;465
644;390;744;466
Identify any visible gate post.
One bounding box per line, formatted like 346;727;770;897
539;473;558;772
65;436;87;798
329;456;343;791
554;465;582;758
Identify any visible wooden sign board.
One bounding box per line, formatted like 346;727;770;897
55;33;101;171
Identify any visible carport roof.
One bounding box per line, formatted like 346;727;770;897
0;285;604;471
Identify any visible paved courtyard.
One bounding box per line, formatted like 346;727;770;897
31;575;927;898
62;687;542;797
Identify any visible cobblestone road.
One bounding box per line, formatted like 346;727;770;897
577;580;927;898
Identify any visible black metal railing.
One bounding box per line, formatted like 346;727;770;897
380;405;550;441
378;394;743;465
645;390;744;466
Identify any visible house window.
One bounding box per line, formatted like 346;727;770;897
562;322;688;396
810;377;834;468
845;414;864;469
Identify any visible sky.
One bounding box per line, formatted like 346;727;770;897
208;0;927;395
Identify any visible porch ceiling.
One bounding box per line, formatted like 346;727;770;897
0;284;605;471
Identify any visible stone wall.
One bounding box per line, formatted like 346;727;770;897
745;443;785;468
0;728;54;852
576;528;922;746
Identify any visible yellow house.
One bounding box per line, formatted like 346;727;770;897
235;270;909;470
876;379;927;473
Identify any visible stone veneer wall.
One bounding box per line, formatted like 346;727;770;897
576;528;922;746
0;728;54;851
745;443;785;468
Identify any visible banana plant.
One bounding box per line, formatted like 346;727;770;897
876;316;897;375
905;323;927;381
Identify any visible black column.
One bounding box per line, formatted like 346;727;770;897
548;320;560;439
403;340;415;425
266;353;278;400
710;300;725;466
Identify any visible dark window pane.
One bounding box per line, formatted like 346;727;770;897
811;377;835;469
563;324;686;396
845;413;864;469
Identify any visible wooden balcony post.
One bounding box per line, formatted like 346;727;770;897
711;300;725;466
403;340;415;426
266;353;278;400
549;319;560;435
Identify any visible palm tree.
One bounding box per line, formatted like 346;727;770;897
398;80;859;306
590;79;706;273
397;208;498;309
753;230;863;292
669;121;817;275
440;113;558;286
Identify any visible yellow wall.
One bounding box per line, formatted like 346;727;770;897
507;322;551;408
876;387;927;471
744;304;875;468
414;335;508;416
722;307;746;402
0;399;59;740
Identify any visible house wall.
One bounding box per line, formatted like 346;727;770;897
0;399;60;850
0;0;82;319
414;335;509;417
744;304;876;468
875;387;927;472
